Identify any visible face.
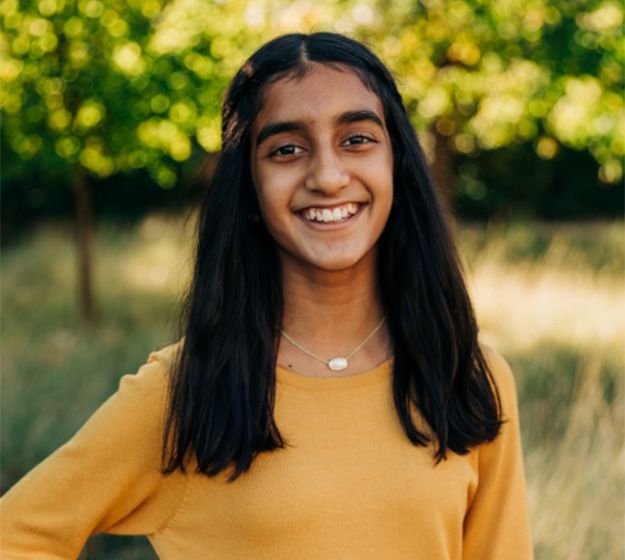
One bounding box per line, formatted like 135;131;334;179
250;63;394;274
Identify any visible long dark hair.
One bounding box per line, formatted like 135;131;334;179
163;32;502;481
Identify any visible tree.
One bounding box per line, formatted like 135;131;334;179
2;0;622;324
159;0;623;194
1;0;258;322
366;0;624;194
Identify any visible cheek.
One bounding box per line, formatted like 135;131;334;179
255;165;301;214
253;162;276;209
251;153;277;212
255;177;284;217
253;173;298;245
381;150;395;206
365;152;394;205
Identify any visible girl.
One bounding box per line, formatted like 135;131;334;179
1;32;533;558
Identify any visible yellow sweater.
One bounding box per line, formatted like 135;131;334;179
1;343;533;559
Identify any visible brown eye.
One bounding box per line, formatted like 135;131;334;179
343;134;375;146
270;145;304;157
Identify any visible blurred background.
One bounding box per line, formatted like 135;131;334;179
1;0;623;558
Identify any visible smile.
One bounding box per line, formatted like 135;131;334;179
299;202;364;224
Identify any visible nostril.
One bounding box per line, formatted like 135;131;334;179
304;167;350;193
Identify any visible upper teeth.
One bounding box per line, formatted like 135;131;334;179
301;203;360;223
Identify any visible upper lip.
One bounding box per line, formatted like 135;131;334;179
295;201;367;212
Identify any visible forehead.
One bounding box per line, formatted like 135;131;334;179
254;63;384;130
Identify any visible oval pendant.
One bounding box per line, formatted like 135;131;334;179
328;357;348;371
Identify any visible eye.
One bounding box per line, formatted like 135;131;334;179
269;144;305;158
342;134;376;147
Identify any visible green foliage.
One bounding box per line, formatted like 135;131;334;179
369;0;624;184
0;0;255;187
1;0;623;192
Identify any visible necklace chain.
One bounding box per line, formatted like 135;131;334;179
279;314;387;371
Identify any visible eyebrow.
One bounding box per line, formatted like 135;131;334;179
255;109;384;147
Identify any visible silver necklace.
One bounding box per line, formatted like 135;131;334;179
279;315;388;371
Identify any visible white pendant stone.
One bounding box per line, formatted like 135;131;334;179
328;357;348;371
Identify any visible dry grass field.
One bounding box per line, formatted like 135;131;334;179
459;221;624;559
2;215;623;559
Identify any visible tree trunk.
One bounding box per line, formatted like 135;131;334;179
75;166;98;325
430;128;456;222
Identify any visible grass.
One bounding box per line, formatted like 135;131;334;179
459;220;624;559
2;214;623;559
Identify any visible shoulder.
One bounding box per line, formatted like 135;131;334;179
116;339;182;398
480;343;514;383
146;339;183;370
78;340;183;447
479;342;521;423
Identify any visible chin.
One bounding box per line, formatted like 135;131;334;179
280;243;377;274
315;261;358;272
308;253;370;273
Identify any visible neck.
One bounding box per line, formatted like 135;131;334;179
278;250;391;373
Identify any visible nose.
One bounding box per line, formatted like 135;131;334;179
303;146;350;194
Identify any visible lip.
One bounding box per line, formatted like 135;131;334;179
295;202;367;230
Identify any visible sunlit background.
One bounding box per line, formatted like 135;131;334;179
1;1;623;558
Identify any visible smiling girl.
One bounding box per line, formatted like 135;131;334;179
1;33;533;559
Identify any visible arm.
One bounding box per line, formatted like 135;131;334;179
462;347;534;559
0;345;185;559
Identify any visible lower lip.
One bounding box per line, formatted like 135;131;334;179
296;204;366;230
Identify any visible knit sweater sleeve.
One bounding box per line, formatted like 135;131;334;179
0;344;185;560
462;346;534;559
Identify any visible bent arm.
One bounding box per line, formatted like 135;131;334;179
0;347;184;559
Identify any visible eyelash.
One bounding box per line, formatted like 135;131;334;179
269;134;376;158
270;145;304;157
343;134;375;146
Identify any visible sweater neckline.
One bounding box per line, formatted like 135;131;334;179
275;356;394;390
